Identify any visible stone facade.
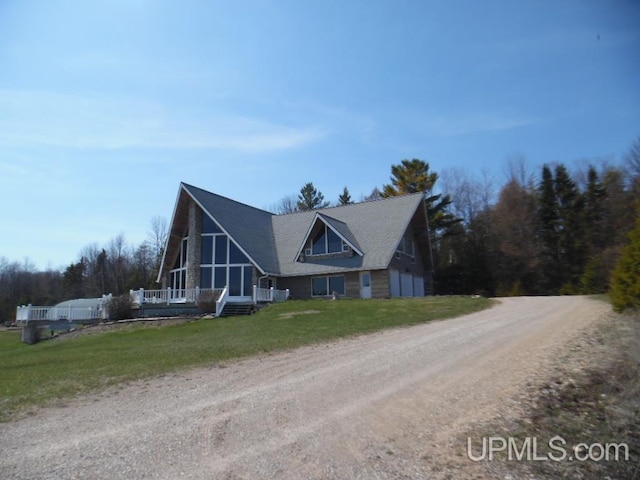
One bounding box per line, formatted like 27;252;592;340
186;200;202;290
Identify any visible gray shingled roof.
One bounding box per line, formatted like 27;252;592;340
272;194;425;276
181;183;425;276
183;183;279;274
316;213;362;254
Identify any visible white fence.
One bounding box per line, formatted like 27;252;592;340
130;286;290;307
253;287;290;303
130;287;224;306
16;304;108;323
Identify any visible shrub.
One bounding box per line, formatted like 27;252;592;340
107;295;132;321
610;213;640;312
197;290;221;314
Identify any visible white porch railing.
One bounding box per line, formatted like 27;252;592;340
16;304;108;323
129;287;224;306
253;286;290;303
215;286;229;317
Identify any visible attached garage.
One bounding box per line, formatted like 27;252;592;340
400;272;414;297
390;269;401;297
390;269;425;298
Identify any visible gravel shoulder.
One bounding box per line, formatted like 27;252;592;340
0;296;611;479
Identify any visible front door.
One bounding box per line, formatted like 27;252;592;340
360;271;372;299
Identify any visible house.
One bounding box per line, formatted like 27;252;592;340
156;183;434;306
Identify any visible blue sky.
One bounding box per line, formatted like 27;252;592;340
1;0;639;269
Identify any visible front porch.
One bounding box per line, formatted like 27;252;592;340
129;285;290;317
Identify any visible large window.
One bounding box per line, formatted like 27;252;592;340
308;225;349;256
396;232;415;258
169;237;188;291
312;276;346;297
200;225;253;296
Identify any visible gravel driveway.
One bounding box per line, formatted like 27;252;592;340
0;296;610;479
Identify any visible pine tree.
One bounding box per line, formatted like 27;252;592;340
583;166;606;255
382;159;439;197
297;182;330;211
537;165;560;293
610;209;640;312
554;164;585;290
381;159;459;233
338;187;353;205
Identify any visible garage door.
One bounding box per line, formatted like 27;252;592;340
413;276;425;297
390;269;401;297
400;272;414;297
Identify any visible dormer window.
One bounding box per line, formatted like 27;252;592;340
294;212;363;262
396;233;415;258
310;225;347;256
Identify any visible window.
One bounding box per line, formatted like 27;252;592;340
327;229;342;253
308;224;348;256
201;237;213;264
329;276;345;295
170;237;188;290
214;267;226;289
312;229;327;255
200;267;212;288
312;278;328;296
229;241;250;264
200;230;253;296
202;212;223;233
312;276;346;297
396;233;415;259
214;236;227;264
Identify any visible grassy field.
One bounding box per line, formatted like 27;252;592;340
0;296;492;421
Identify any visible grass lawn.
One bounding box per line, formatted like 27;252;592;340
0;296;493;421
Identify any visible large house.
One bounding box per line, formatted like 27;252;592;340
157;183;434;303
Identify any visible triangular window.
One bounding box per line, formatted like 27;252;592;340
297;214;361;261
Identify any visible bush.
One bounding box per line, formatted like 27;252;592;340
610;213;640;312
107;295;132;321
197;290;221;314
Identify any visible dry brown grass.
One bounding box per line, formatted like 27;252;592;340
477;309;640;479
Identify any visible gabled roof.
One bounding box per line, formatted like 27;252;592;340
159;183;428;280
272;193;426;276
292;212;363;262
182;183;279;274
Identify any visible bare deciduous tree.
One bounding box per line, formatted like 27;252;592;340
440;168;495;225
148;216;168;259
269;195;299;214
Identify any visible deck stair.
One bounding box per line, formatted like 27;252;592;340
219;302;254;317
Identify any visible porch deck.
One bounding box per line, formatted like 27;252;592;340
129;286;290;317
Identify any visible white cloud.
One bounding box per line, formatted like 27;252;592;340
421;112;537;136
0;89;325;152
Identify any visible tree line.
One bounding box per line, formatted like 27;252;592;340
0;217;168;323
2;136;639;322
273;137;640;306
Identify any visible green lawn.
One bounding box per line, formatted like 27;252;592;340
0;296;493;421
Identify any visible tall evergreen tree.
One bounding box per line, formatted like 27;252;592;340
338;186;353;205
381;159;459;233
610;208;640;312
297;182;330;211
493;179;542;294
583;166;607;254
382;159;439;196
554;164;586;289
538;165;560;292
62;260;86;299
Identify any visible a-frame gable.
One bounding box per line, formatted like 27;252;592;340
157;183;277;284
293;212;364;262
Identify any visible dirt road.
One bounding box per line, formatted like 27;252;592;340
0;296;611;479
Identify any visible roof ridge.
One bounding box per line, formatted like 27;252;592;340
275;191;425;217
181;182;274;216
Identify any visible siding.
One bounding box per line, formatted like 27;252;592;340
371;269;391;298
277;270;388;299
